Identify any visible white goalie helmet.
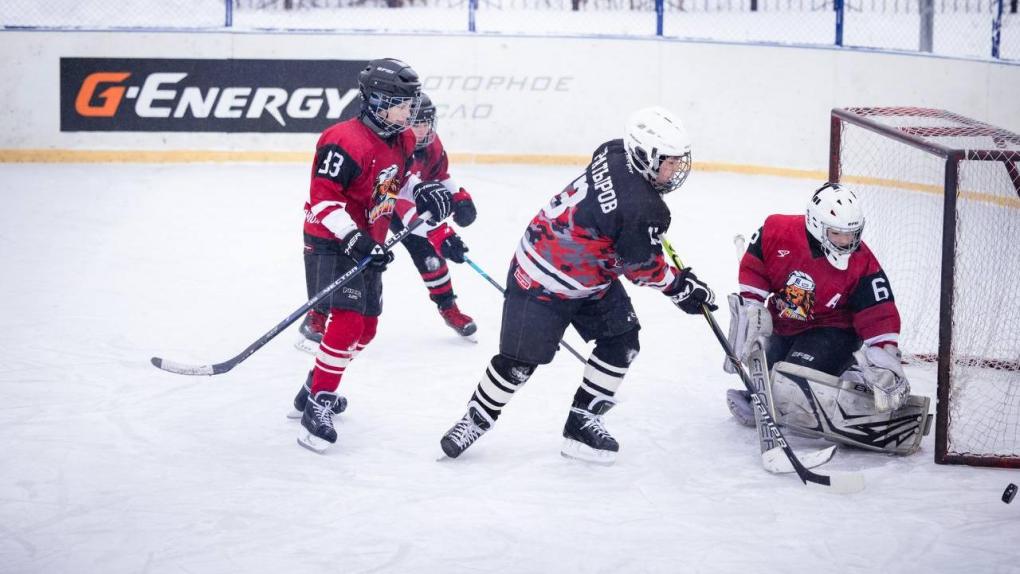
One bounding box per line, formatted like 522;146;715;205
805;182;865;270
624;106;692;194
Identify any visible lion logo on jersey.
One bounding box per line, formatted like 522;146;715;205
777;270;816;321
367;164;401;224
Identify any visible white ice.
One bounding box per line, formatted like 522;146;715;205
1;161;1017;573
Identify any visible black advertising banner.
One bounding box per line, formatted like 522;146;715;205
60;58;368;133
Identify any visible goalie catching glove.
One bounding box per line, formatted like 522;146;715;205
840;345;910;412
413;180;454;224
664;267;717;314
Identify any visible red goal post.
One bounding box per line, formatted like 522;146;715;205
828;107;1020;468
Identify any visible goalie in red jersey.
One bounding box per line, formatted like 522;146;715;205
725;183;931;455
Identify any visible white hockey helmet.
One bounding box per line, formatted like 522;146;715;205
805;182;865;270
624;106;692;194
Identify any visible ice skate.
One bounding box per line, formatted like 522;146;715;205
560;396;619;465
439;303;477;341
297;390;341;454
726;388;756;427
439;401;493;459
294;310;326;354
287;371;347;420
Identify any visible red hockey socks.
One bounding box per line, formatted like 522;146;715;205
311;309;365;395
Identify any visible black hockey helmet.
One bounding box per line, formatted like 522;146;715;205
411;92;437;150
358;58;422;137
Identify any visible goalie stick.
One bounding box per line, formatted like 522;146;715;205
150;213;432;376
462;255;588;365
660;235;864;493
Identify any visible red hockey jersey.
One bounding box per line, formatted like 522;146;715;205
303;118;418;244
738;214;900;346
409;133;451;182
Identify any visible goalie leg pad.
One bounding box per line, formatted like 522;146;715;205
771;362;931;455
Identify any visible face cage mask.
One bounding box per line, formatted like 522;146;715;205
820;222;864;256
652;152;692;194
413;116;437;150
365;93;421;137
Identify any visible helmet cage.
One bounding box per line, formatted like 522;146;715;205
412;98;437;150
362;92;421;138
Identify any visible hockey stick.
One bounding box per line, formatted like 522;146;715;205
660;235;864;493
462;255;588;365
150;214;432;376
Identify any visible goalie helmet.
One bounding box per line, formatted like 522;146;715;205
805;182;865;270
624;106;692;194
411;93;437;150
358;58;422;138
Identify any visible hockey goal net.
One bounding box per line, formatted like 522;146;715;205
829;107;1020;468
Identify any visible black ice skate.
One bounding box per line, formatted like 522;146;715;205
294;310;327;354
560;396;619;465
440;401;493;459
297;390;342;454
287;371;348;420
438;302;478;340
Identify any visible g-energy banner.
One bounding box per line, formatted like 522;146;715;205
60;58;367;132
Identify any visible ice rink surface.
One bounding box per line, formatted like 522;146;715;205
1;161;1018;573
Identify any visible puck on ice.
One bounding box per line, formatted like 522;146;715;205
1003;483;1018;504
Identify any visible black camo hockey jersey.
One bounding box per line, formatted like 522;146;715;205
510;139;678;300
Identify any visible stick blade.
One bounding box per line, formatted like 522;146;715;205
807;471;866;495
762;445;836;474
150;356;215;376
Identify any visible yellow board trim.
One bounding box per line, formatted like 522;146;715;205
2;148;1014;209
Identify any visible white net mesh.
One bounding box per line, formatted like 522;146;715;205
833;107;1020;465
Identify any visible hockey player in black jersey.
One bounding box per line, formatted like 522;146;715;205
440;106;717;464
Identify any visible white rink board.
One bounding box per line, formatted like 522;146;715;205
1;30;1019;169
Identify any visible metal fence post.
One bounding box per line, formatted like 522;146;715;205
920;0;934;53
993;0;1004;58
834;0;844;46
656;0;664;36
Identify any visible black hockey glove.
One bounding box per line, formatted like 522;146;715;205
451;189;477;227
439;233;469;264
340;229;394;271
413;180;453;224
665;267;717;314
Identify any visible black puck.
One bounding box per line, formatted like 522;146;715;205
1003;483;1018;504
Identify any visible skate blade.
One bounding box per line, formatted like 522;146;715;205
285;409;302;420
560;438;617;466
459;332;479;343
297;432;333;454
294;336;319;355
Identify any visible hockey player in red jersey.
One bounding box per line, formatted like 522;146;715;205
438;107;717;465
392;93;478;338
290;58;455;453
725;183;930;455
296;93;478;345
